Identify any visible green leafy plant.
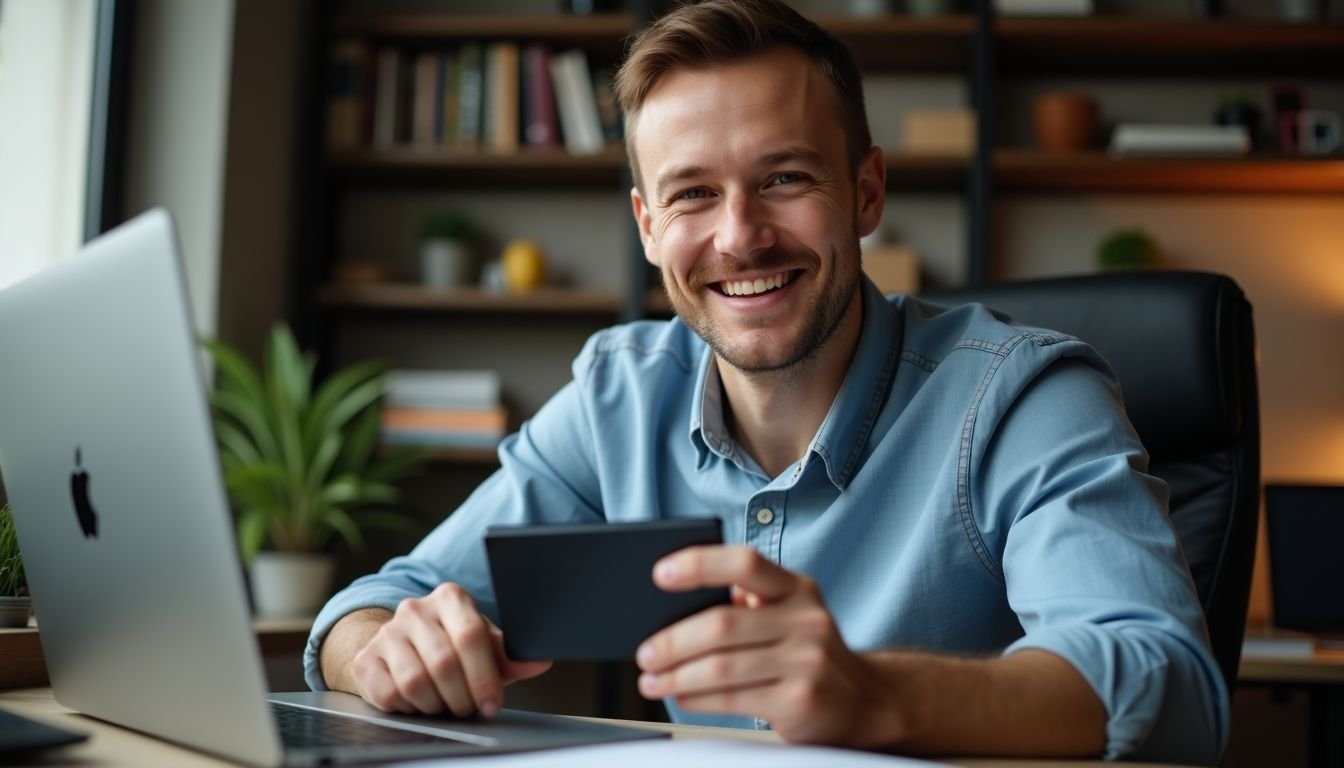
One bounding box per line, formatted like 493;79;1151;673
1096;228;1161;271
0;504;26;597
420;209;474;242
202;324;423;564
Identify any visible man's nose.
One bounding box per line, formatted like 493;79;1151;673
712;191;776;260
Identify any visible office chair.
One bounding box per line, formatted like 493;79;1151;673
925;271;1260;691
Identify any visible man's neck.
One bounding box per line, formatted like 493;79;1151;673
718;292;864;479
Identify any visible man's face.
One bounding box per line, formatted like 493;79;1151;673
629;47;883;374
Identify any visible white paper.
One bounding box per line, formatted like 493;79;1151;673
394;738;950;768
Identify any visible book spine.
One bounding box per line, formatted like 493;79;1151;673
456;43;485;150
381;406;507;433
412;51;439;147
326;39;367;150
549;49;604;155
522;45;559;148
372;47;401;149
488;42;521;153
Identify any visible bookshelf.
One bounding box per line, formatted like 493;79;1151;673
297;5;1344;471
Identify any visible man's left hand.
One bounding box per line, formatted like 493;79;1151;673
635;545;894;745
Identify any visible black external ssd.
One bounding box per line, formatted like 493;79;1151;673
484;518;729;661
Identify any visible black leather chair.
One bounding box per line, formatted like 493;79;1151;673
925;271;1260;690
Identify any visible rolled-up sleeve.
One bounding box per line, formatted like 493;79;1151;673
979;353;1228;764
303;342;608;692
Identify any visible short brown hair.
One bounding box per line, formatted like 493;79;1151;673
614;0;871;191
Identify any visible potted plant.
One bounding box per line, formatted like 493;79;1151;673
0;504;30;627
202;324;423;617
419;209;476;289
1096;228;1162;271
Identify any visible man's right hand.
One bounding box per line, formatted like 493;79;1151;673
319;583;552;718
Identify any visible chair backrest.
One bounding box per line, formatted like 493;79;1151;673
925;271;1260;690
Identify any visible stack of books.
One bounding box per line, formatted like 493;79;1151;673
326;40;621;156
1109;124;1251;156
380;370;508;450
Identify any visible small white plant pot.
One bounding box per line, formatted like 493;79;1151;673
249;552;336;618
420;238;472;289
0;596;32;628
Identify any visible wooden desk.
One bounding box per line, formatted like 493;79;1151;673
1237;650;1344;767
0;686;1194;768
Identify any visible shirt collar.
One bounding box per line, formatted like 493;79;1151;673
687;276;903;485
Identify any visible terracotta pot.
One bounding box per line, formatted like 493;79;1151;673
1032;92;1100;152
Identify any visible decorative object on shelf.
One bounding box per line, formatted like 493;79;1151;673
561;0;621;14
0;504;31;628
1096;229;1161;271
381;369;507;450
201;325;423;617
419;209;475;289
848;0;895;16
995;0;1093;16
1279;0;1328;22
1109;124;1249;156
1032;91;1099;152
1213;92;1263;151
860;225;921;295
1269;83;1307;153
500;239;549;294
1288;110;1342;155
333;260;393;286
1189;0;1221;16
901;108;975;156
907;0;964;16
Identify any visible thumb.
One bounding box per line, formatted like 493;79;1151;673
489;622;553;683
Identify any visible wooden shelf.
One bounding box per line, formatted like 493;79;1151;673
328;147;629;188
994;150;1344;194
321;284;626;315
996;18;1344;77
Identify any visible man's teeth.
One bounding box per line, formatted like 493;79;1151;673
720;272;792;296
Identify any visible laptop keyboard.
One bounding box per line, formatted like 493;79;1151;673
271;702;460;749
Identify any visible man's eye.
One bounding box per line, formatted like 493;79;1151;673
677;188;709;201
772;172;805;186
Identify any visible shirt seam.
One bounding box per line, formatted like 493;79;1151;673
956;331;1036;583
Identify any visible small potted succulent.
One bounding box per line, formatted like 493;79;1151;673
419;209;476;289
1214;91;1263;150
202;324;423;617
0;504;31;627
1097;228;1162;271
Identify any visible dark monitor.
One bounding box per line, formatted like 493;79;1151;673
1265;484;1344;632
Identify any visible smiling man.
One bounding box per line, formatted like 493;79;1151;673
305;1;1227;763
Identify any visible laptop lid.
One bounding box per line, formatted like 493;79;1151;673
0;209;285;766
1265;484;1344;633
0;209;666;766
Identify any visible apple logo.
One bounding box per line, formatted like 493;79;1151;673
70;447;98;538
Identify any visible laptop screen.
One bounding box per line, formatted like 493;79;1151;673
1265;484;1344;632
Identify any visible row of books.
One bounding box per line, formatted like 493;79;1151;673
380;369;508;450
328;40;622;156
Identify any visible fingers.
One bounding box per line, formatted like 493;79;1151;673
638;643;781;699
352;583;550;718
654;545;802;604
637;603;790;674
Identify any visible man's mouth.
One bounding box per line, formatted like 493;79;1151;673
712;270;798;297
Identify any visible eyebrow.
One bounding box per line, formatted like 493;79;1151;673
653;145;827;202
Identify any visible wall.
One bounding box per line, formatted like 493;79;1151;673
122;0;236;339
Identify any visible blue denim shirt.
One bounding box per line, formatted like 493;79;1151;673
305;278;1227;764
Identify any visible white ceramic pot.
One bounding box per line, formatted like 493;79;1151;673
0;596;32;628
420;238;473;289
249;552;336;618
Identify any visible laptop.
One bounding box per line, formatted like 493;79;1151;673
0;209;663;766
1265;484;1344;641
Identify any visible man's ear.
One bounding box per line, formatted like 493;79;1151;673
630;186;658;266
854;145;886;239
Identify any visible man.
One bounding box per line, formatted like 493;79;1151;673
306;1;1226;762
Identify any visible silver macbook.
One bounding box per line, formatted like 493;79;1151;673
0;209;662;766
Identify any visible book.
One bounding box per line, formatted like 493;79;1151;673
381;405;508;433
592;67;623;144
549;49;605;155
486;42;521;153
385;369;502;410
994;0;1093;14
412;51;440;147
438;51;458;146
455;43;485;149
371;47;402;149
326;39;367;150
1242;624;1318;659
1109;124;1250;156
522;44;559;149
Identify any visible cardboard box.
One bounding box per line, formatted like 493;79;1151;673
863;244;920;295
901;109;976;156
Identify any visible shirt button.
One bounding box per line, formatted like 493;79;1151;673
755;508;775;525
